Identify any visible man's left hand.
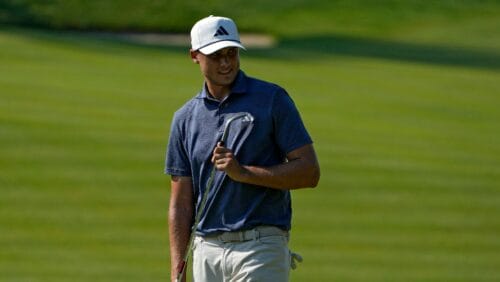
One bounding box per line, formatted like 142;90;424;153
211;142;245;180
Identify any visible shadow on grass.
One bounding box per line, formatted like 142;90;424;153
3;27;499;71
252;34;500;70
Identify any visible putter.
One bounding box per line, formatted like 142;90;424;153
176;112;254;282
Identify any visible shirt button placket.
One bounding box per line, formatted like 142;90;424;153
217;100;229;132
217;104;224;132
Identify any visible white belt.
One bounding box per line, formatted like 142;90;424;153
205;226;288;243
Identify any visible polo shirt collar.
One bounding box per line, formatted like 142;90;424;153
196;70;247;99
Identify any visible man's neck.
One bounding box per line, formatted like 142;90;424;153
206;84;231;101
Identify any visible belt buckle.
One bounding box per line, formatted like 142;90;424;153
217;232;231;243
253;229;260;241
217;228;262;243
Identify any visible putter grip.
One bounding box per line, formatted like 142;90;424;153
176;260;186;278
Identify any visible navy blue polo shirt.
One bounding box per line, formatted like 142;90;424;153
165;70;312;235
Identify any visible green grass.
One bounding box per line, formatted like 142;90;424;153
1;12;500;282
2;1;500;50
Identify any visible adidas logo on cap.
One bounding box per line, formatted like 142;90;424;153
191;15;246;55
214;26;230;37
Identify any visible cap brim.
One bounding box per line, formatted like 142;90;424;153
198;40;246;55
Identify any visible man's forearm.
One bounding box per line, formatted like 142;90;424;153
168;176;194;282
237;157;320;190
215;144;320;190
169;204;193;281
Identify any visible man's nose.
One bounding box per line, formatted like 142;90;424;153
220;55;229;66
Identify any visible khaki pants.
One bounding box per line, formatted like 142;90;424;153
193;227;291;282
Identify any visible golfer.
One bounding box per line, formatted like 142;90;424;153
165;15;320;282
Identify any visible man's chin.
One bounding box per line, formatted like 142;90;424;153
218;73;237;85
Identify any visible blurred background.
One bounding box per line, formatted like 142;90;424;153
1;1;499;281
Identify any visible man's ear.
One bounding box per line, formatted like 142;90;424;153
190;49;199;64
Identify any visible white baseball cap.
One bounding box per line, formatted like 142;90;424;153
190;15;246;55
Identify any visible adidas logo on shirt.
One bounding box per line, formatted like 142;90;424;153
214;26;229;37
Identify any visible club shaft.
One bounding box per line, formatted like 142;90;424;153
175;113;252;282
176;166;216;281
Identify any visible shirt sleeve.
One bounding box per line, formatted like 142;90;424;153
272;88;313;155
165;112;192;176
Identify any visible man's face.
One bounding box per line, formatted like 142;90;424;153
193;47;240;89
